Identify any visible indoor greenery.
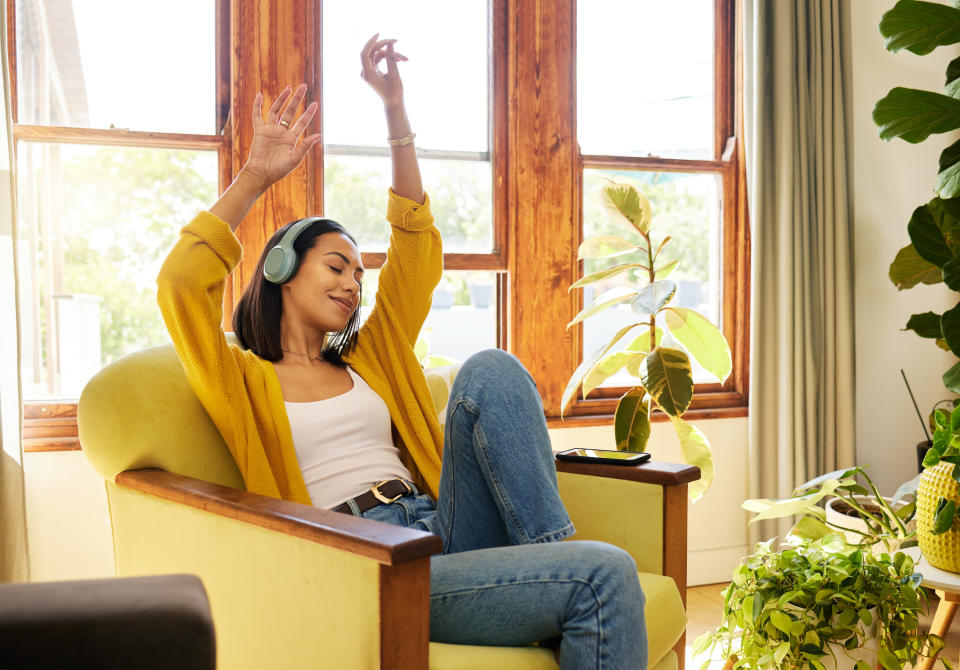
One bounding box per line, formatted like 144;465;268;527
741;466;919;553
692;538;944;670
920;403;960;533
561;181;732;499
874;0;960;393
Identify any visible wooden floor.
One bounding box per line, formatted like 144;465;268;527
684;583;960;669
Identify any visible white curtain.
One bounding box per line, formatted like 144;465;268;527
743;0;856;546
0;0;29;581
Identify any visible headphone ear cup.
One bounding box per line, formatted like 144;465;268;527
263;246;296;284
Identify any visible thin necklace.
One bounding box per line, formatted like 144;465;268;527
281;348;323;361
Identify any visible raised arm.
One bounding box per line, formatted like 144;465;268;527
361;34;424;204
211;85;322;230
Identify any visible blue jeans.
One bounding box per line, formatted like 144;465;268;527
359;350;648;670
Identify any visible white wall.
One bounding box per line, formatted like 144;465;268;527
849;0;960;495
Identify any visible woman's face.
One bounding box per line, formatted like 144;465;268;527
281;232;363;334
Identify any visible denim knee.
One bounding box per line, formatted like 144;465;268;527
457;349;534;393
575;541;644;603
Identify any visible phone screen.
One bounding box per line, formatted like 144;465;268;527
567;449;643;460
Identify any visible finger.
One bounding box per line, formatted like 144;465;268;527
360;33;380;76
289;100;318;137
251;92;264;129
279;83;307;127
385;43;398;77
266;86;292;124
291;134;322;166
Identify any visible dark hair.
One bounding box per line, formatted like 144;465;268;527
232;218;362;365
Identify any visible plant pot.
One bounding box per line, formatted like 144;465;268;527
825;496;909;554
468;283;494;309
432;289;454;309
917;461;960;573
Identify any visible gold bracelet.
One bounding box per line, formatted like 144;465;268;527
387;132;416;147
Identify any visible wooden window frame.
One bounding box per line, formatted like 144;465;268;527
16;0;748;452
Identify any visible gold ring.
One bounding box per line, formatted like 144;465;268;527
279;120;291;128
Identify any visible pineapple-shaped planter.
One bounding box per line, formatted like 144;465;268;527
917;461;960;573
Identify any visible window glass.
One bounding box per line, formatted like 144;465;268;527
580;169;721;386
16;0;216;134
18;143;217;399
577;0;714;159
359;270;497;364
325;155;493;253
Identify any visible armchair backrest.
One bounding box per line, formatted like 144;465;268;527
78;343;244;489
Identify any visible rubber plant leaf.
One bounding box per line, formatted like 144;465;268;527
560;323;642;416
631;280;677;319
567;286;637;327
655;259;679;279
663;307;732;382
879;0;960;55
601;181;652;235
640;346;693;416
570;262;647;290
941;300;960;355
889;243;943;288
577;235;637;260
614;388;650;452
874;87;960;143
908;199;960;267
670;415;713;501
905;311;944;338
582;349;634;398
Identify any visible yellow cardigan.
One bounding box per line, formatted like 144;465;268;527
156;190;444;505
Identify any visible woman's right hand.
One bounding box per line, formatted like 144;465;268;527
241;84;321;193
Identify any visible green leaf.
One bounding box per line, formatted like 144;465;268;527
641;347;693;416
741;594;755;624
942;301;960;355
880;0;960;55
878;649;900;670
925;446;944;468
939;137;960;198
945;359;960;393
624;352;647;378
769;610;792;635
655;259;679;279
874;87;960;143
858;608;872;627
601;181;652;235
908;200;960;267
774;641;790;666
582;350;636;397
560;323;642;415
568;286;637;327
743;480;842;522
889;243;943;289
933;497;957;534
663;307;732;382
945;255;960;290
570;262;647;291
790;516;833;541
577;235;638;260
631;280;677;319
906;311;944;338
670;416;714;501
614;389;650;451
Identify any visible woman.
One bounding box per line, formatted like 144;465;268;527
158;35;647;669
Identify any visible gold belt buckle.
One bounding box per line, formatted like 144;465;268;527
371;479;411;505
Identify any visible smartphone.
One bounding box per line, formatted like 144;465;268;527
555;448;651;465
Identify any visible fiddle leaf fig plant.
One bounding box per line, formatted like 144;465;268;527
562;181;732;500
874;0;960;392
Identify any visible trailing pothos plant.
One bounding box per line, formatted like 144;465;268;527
692;538;945;670
874;0;960;393
920;403;960;533
561;181;732;500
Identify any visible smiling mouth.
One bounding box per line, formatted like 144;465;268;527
331;297;353;314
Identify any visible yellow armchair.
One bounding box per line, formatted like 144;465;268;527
79;344;697;670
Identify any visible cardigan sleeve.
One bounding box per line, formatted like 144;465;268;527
155;211;276;493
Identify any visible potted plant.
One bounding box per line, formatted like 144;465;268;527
560;180;731;500
693;537;945;670
917;403;960;572
874;0;960;394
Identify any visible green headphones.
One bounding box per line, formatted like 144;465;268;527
262;217;334;284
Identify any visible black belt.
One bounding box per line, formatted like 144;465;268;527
331;479;414;515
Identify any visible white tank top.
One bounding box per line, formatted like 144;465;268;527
284;366;413;509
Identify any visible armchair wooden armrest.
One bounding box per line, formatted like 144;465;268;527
110;469;442;670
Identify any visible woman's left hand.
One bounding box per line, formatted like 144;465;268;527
361;34;409;108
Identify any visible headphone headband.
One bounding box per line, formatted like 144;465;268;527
262;217;334;284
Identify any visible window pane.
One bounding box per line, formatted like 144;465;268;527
359;270;497;364
325;155;493;253
16;0;215;134
581;169;721;386
18;144;218;399
322;1;488;152
577;1;714;159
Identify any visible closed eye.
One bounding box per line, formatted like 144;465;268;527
328;265;344;274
